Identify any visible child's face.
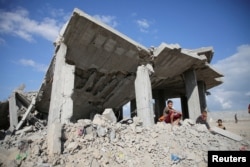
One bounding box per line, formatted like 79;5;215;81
218;121;222;125
168;102;173;109
202;112;207;120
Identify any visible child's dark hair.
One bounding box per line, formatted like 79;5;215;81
167;100;173;104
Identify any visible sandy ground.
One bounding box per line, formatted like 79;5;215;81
210;120;250;141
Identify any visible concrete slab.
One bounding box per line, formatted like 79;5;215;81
211;126;243;141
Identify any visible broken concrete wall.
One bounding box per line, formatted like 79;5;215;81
72;68;135;121
34;8;224;123
0;90;45;132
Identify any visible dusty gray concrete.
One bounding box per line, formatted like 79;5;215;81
1;114;249;167
198;81;207;112
35;8;223;122
31;8;224;155
135;64;155;127
8;93;18;131
184;69;201;120
47;42;75;155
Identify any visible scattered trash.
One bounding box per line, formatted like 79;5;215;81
77;127;85;136
16;152;28;160
239;146;247;151
171;153;181;163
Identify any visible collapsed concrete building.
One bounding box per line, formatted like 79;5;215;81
6;8;223;155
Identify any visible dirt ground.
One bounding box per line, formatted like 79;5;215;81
210;120;250;141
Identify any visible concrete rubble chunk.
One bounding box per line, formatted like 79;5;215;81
109;129;116;142
194;124;208;132
102;108;117;123
92;114;106;126
66;141;79;153
132;116;143;126
96;125;107;137
32;145;41;156
15;126;34;135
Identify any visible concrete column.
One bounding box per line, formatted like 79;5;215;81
153;90;166;122
181;96;189;119
8;92;18;131
184;69;201;120
47;42;75;155
134;64;154;127
198;81;207;112
130;99;136;118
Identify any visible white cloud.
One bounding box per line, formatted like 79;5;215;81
46;7;70;21
19;59;48;72
137;19;150;28
93;15;118;28
49;8;66;18
136;19;150;33
207;44;250;111
0;7;64;42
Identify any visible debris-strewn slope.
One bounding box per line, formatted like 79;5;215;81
0;113;249;167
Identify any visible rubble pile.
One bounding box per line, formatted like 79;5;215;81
18;91;37;102
0;112;249;167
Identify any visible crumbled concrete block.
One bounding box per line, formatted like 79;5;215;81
93;114;106;126
96;125;107;137
66;142;79;151
15;126;34;135
33;145;41;156
102;108;117;123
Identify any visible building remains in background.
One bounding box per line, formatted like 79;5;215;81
1;8;223;155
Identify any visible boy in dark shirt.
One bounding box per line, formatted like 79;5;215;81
196;110;210;130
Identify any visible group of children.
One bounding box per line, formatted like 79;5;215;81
159;100;226;130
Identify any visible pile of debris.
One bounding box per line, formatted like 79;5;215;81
0;109;249;167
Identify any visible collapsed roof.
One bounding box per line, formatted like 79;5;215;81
35;8;223;120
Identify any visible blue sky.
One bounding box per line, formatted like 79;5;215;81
0;0;250;113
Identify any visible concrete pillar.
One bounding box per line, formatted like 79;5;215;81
181;96;189;119
130;99;136;118
154;90;166;122
184;69;201;120
198;81;207;112
8;92;18;131
134;64;154;127
47;42;75;155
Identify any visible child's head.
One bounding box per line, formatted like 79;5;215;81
201;110;207;120
217;119;223;125
167;100;173;109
